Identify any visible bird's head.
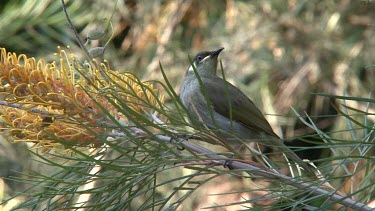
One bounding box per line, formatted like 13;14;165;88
187;47;224;77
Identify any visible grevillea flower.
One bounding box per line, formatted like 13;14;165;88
0;47;164;151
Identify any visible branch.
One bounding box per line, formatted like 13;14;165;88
60;0;92;62
153;134;373;211
0;100;57;115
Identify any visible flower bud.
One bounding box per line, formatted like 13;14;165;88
87;29;105;40
88;47;105;58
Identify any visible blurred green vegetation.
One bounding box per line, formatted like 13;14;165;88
0;0;374;210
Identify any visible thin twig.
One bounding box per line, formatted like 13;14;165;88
60;0;92;62
0;100;58;116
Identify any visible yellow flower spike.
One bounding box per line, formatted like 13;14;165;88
30;68;44;85
5;52;15;65
29;83;48;101
103;60;110;70
0;47;166;152
58;49;75;81
1;108;15;126
25;57;37;71
13;84;29;98
17;53;28;65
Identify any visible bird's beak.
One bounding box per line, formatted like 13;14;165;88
209;47;224;58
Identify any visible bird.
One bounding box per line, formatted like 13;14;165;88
179;47;316;176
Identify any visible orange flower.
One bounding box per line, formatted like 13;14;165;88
0;47;164;152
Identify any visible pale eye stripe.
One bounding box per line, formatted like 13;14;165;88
201;55;210;62
187;55;210;72
188;62;197;72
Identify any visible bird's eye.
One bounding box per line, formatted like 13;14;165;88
197;56;203;62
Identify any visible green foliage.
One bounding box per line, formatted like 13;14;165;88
1;0;374;210
0;0;92;55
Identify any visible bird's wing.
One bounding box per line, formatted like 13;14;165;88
203;77;279;138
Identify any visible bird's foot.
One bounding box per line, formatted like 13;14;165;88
224;157;234;170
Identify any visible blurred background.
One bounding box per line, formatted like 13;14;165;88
0;0;374;210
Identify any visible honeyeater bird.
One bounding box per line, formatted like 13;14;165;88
179;47;316;175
